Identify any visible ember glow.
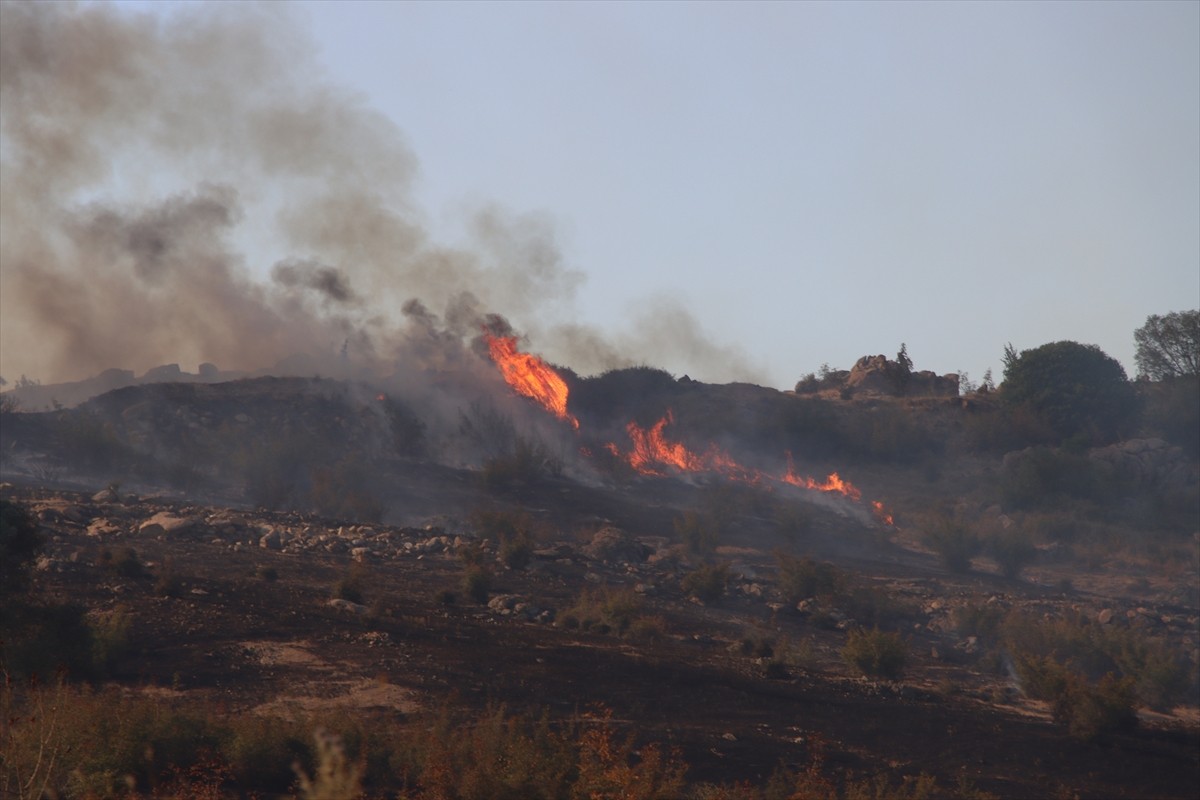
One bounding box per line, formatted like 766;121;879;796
485;332;579;429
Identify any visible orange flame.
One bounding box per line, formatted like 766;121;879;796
485;332;579;429
780;453;863;501
479;338;894;524
620;411;761;482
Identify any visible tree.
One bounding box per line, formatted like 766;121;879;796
1134;310;1199;380
892;343;913;394
1001;340;1136;445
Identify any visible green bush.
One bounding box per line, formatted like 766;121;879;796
1001;340;1137;446
681;562;730;603
841;627;908;680
921;514;981;573
559;588;643;636
462;566;494;604
775;553;845;604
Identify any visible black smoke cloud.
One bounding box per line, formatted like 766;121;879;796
0;1;766;386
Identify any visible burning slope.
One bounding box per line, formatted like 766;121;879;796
485;332;579;429
482;335;893;524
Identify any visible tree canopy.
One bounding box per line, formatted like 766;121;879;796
1001;340;1136;445
1134;310;1199;380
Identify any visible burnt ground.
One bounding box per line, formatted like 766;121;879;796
7;473;1199;800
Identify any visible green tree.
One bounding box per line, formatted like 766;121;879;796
1134;310;1199;380
1001;341;1136;445
892;343;913;394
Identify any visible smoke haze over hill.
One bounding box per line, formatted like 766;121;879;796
0;1;766;387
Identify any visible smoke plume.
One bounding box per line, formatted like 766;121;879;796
0;1;766;386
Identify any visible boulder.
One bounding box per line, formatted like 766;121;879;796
327;598;369;615
139;512;203;538
582;527;650;563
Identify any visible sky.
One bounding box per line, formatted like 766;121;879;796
2;0;1197;390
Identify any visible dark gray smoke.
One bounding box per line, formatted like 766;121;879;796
0;1;766;386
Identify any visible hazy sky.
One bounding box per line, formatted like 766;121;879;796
5;1;1198;389
306;0;1200;386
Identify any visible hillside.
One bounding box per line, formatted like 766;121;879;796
1;363;1197;799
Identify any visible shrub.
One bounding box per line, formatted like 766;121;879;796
108;546;147;579
775;553;845;604
154;556;184;597
223;716;309;791
309;456;384;523
987;529;1038;579
674;510;720;554
333;564;368;605
257;565;279;582
381;394;427;457
921;514;980;573
0;499;43;598
681;562;730;603
295;727;363;800
841;627;907;680
462;566;494;604
559;588;643;636
501;533;534;570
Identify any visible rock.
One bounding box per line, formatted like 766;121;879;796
87;518;121;537
139;512;203;538
1097;608;1114;625
582;527;650;563
92;487;120;503
259;529;282;550
1089;438;1198;492
328;598;369;615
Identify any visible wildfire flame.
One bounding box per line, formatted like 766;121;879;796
478;337;895;527
781;453;862;501
623;411;758;481
484;332;579;429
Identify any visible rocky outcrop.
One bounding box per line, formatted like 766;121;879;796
582;527;650;564
1089;438;1197;492
844;355;958;398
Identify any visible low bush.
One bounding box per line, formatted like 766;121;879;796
986;529;1038;579
775;553;845;604
333;564;369;605
674;509;721;554
559;588;643;636
921;514;981;573
681;562;730;603
841;627;908;680
308;456;384;523
462;566;494;604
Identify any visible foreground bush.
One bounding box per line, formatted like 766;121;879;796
841;627;908;680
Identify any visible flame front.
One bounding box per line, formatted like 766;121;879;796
622;411;761;481
781;454;862;501
485;332;579;429
479;336;893;526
